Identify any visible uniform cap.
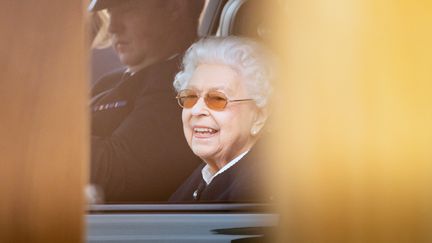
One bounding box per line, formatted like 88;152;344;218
88;0;127;11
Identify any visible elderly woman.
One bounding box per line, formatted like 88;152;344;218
169;36;274;202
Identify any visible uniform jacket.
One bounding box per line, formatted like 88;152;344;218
169;144;272;203
91;57;201;203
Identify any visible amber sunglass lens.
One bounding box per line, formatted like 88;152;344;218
206;91;228;110
179;90;198;108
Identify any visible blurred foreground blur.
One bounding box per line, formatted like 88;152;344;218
270;0;432;242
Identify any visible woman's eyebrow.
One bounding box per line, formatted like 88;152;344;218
210;86;234;93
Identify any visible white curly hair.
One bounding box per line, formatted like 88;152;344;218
173;36;274;108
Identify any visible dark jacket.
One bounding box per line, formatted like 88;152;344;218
169;145;272;203
90;57;201;203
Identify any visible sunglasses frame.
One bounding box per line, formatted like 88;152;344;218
176;89;254;111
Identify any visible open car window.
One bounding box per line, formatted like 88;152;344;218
89;0;275;205
87;1;279;241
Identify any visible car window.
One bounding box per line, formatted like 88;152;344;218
88;0;276;205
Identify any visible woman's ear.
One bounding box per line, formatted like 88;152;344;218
250;107;269;136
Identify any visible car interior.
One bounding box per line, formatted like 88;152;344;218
87;0;279;242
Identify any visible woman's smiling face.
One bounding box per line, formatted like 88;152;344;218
181;63;259;169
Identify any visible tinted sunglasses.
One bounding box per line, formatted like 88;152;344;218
176;89;254;111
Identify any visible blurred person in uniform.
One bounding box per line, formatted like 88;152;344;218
89;9;123;84
88;0;204;203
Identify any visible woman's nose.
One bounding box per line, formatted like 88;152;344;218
190;97;209;116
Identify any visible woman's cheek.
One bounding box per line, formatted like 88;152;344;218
182;110;191;145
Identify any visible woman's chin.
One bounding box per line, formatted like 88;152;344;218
191;145;217;161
